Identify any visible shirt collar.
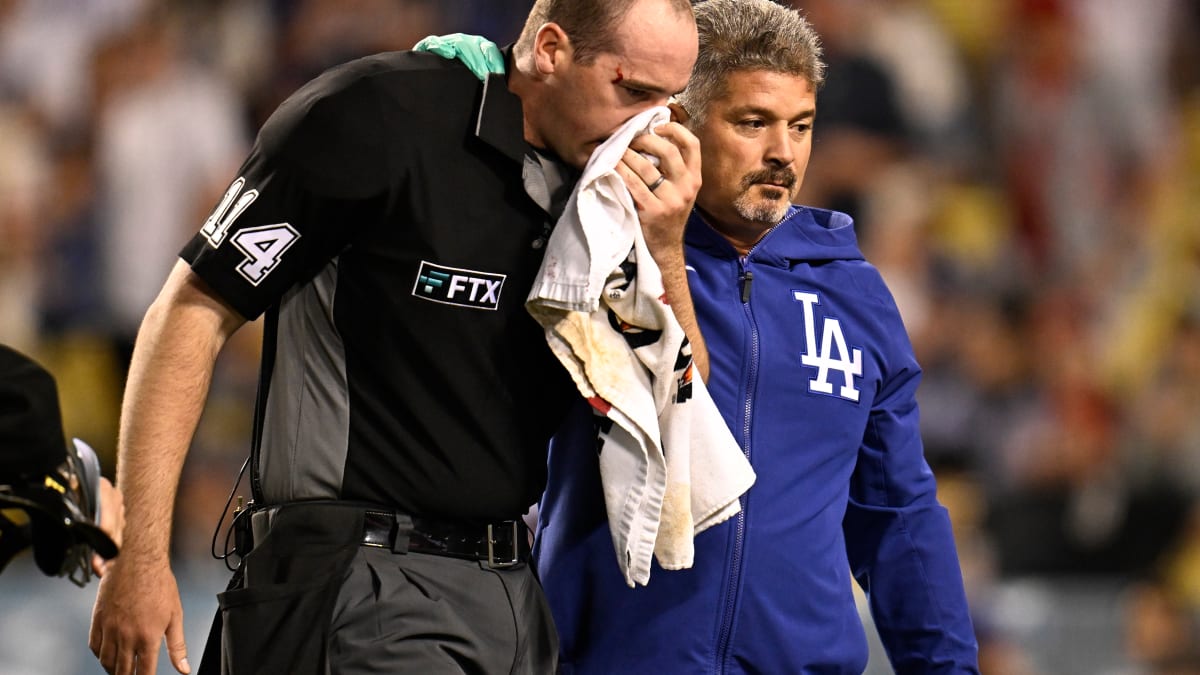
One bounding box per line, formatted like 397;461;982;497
685;206;865;266
474;45;529;164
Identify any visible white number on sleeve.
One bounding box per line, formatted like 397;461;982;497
201;177;259;247
230;223;300;285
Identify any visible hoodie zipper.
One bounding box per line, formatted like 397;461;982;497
740;269;754;303
714;255;760;673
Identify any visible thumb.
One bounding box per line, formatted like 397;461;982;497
166;615;191;674
91;553;107;577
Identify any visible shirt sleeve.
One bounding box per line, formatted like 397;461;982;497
179;66;395;320
843;308;980;674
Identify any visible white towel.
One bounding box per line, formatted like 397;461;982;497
527;107;756;588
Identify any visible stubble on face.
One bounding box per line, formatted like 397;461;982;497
733;166;798;224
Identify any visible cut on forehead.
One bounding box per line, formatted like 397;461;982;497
608;0;698;94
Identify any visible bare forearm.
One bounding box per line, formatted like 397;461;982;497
623;123;708;381
650;244;709;382
116;264;242;563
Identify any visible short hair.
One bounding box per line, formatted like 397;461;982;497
677;0;826;125
516;0;695;66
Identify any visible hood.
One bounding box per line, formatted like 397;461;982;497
684;205;864;267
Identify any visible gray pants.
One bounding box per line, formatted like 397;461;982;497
328;547;558;674
210;503;557;675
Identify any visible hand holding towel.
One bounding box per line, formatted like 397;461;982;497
527;107;755;587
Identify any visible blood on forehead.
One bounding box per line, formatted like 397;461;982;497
612;66;624;84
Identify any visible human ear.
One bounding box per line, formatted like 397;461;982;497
532;23;571;76
668;100;691;125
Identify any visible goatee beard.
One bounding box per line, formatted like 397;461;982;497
735;168;796;224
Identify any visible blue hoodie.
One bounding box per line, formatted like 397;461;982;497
535;206;979;674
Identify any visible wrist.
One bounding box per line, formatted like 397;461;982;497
118;535;172;565
645;238;685;267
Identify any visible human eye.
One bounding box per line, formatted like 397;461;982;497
622;86;652;101
790;120;813;136
738;118;766;130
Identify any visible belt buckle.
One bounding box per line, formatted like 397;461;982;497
487;521;521;569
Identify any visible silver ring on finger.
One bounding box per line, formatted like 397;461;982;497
648;174;667;192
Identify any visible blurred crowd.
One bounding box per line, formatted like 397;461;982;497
1;0;1199;672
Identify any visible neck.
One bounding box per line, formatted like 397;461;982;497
696;207;778;256
507;49;536;96
507;53;545;150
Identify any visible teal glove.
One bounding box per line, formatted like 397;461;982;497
413;33;506;82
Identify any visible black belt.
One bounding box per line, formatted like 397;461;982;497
245;503;530;569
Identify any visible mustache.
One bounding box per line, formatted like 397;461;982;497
742;168;797;190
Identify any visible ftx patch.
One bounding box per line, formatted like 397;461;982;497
412;260;506;310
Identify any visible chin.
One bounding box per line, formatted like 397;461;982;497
735;202;787;225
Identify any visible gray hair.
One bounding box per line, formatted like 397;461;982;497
677;0;825;125
516;0;694;66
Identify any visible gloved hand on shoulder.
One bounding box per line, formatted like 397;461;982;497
414;33;505;81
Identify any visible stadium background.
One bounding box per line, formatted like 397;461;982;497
1;0;1198;672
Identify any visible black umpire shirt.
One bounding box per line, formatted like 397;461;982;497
180;51;577;521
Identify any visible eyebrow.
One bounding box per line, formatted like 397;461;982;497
612;67;686;97
730;104;816;121
619;78;683;97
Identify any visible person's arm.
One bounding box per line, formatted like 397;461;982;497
843;338;979;674
616;125;708;380
90;260;246;675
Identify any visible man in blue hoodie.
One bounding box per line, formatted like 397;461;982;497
423;1;979;671
535;1;979;672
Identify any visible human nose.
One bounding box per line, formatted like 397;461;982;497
764;124;794;167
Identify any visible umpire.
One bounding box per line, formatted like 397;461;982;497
89;0;703;673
